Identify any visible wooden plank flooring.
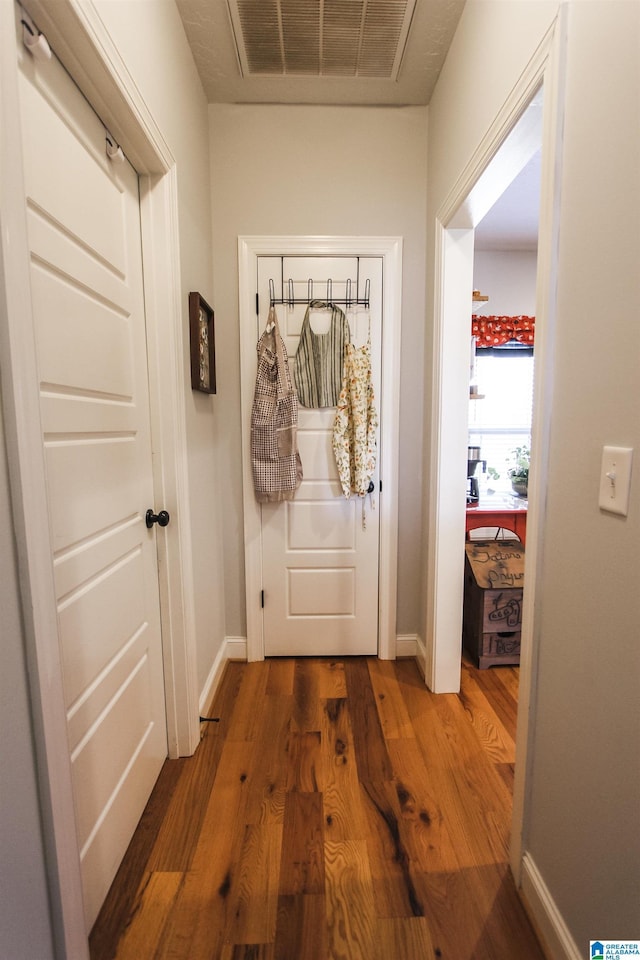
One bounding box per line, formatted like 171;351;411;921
90;656;545;960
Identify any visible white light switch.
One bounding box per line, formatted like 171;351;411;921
598;446;633;516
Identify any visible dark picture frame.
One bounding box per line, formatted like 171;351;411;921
189;292;216;394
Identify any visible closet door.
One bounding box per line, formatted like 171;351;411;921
17;36;167;929
257;256;382;656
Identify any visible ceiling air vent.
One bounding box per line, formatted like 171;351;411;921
227;0;417;80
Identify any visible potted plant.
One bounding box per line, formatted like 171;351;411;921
508;445;530;497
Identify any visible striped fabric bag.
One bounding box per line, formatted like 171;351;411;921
251;307;303;502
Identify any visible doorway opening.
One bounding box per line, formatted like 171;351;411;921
467;210;539;511
460;142;542;839
425;14;565;878
462;145;541;678
425;86;544;693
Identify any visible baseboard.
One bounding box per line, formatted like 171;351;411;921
225;636;248;661
408;633;427;676
520;853;581;960
395;633;419;658
198;637;247;717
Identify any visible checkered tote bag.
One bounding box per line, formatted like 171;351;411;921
251;306;303;502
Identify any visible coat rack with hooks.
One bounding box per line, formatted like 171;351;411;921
268;268;370;309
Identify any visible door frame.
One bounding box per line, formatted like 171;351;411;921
0;3;199;955
239;236;403;662
423;12;566;883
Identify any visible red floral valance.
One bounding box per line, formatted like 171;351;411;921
472;314;535;347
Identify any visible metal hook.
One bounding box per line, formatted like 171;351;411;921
266;272;369;308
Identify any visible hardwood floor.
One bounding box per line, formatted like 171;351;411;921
90;656;545;960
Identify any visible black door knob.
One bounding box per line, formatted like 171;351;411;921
146;508;170;529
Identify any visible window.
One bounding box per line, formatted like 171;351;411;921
469;349;533;492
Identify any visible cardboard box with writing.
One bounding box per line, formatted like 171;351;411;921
463;539;525;669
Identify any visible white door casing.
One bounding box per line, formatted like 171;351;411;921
17;40;167;930
258;256;381;656
424;14;565;884
239;236;402;662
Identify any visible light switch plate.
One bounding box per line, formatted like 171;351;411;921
598;446;633;516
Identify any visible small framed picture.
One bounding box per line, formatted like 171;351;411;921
189;292;216;394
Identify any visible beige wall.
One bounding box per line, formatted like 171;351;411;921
427;0;558;208
428;0;640;947
93;0;226;690
473;250;537;317
209;103;428;640
526;0;640;940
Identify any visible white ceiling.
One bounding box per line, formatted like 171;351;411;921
475;150;541;251
175;0;539;248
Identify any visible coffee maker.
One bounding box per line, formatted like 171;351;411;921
467;446;486;503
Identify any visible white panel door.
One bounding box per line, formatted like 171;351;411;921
18;45;167;929
257;256;382;656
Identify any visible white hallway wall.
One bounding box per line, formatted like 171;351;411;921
427;0;640;949
525;1;640;943
209;103;428;643
92;0;226;692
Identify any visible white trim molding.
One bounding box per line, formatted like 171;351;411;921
139;169;200;759
422;9;566;894
396;634;419;658
425;16;559;694
204;636;418;669
225;637;249;661
198;637;248;717
238;235;402;663
511;7;567;884
520;853;581;960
